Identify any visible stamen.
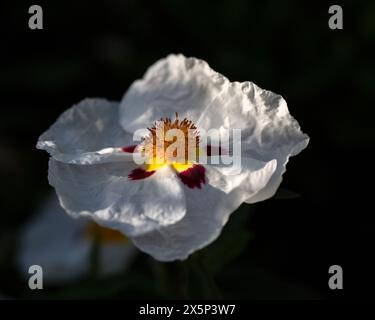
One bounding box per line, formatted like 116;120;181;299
125;115;207;188
144;114;200;164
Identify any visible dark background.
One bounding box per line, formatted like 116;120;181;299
0;0;374;299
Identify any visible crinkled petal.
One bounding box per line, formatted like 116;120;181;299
243;136;309;203
37;98;134;164
48;159;186;237
206;157;277;198
132;158;276;261
119;54;308;203
209;81;309;202
119;54;231;133
17;194;136;283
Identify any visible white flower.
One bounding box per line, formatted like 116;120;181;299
37;54;309;261
17;194;136;284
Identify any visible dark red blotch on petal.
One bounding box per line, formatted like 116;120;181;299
178;164;206;189
122;145;138;153
128;168;155;180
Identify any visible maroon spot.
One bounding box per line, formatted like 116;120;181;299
128;167;155;180
122;145;138;153
206;145;228;156
178;164;206;189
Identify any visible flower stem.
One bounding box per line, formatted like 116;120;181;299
89;233;101;278
188;254;222;299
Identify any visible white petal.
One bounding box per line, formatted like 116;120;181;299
48;159;186;237
207;157;277;198
119;54;308;203
224;82;309;202
119;54;230;132
244;136;309;203
246;174;283;203
132;159;276;261
37;98;134;164
17;194;91;283
199;80;309;202
17;194;137;283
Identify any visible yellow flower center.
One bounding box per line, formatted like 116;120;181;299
143;114;200;172
84;221;129;244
